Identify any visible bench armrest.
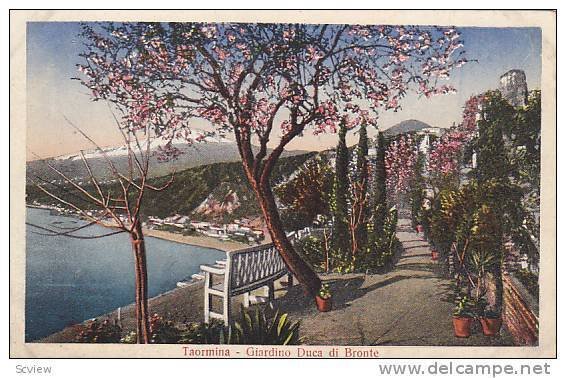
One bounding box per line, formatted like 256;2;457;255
200;264;226;275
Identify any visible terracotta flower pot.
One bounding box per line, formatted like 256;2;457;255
315;296;332;312
452;316;473;338
431;250;439;261
480;317;502;336
416;225;424;234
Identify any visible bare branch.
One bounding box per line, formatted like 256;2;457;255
27;222;125;239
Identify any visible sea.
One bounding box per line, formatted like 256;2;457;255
25;207;225;342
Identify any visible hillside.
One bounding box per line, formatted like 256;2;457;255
26;152;316;223
383;119;433;136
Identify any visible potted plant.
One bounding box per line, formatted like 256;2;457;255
452;295;475;338
468;248;501;336
315;283;332;312
478;305;502;336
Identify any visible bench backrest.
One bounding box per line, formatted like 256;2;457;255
227;243;288;295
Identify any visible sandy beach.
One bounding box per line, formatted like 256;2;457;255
143;227;267;252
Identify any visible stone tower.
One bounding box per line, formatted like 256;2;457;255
499;69;528;107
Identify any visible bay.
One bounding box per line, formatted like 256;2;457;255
25;207;224;341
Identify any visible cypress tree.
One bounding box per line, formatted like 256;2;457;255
372;131;388;236
354;122;369;257
332;119;351;266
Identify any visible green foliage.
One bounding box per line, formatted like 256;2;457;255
470;204;502;261
428;175;535;309
120;331;137;344
511;90;541;195
328;127;398;273
317;283;332;299
468;249;497;277
354;122;369;247
294;235;327;272
149;314;182;344
453;295;476;318
75;318;122;343
474;90;515;183
359;207;399;270
409;152;426;229
331;120;351;263
178;319;227;344
230;306;301;345
467;90;540;261
372;132;388;234
274;156;333;231
121;308;301;345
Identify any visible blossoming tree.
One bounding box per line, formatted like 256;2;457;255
78;22;467;296
385;134;418;202
428;95;483;187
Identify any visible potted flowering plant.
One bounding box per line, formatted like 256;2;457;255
452;295;476;338
315;283;332;312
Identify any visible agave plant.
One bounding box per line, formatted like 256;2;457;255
230;306;302;345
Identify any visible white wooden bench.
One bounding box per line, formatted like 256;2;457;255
200;243;292;324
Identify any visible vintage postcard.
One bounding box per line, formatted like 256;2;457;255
9;10;556;358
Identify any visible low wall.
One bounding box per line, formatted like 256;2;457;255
501;273;538;346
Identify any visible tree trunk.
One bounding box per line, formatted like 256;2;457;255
131;224;150;344
255;181;322;297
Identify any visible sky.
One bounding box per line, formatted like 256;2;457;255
26;22;542;160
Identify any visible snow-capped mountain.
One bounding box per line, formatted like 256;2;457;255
26;134;308;184
27;135;242;183
53;134;233;162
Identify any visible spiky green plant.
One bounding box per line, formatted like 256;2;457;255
231;306;302;345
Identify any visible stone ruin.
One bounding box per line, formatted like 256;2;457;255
499;69;528;107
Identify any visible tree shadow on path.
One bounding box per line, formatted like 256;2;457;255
275;271;439;317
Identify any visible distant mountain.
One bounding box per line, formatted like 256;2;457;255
383;119;434;136
26;136;308;183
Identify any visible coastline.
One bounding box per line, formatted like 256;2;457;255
143;227;252;252
27;205;259;253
